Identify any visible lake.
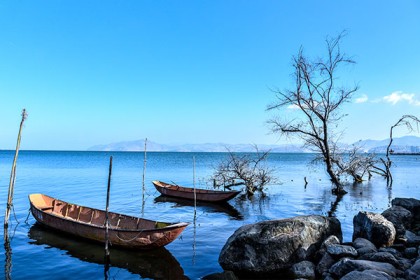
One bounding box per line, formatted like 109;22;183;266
0;151;419;279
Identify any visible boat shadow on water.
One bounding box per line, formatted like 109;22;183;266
28;223;189;280
154;196;244;221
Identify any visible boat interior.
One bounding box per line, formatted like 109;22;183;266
30;194;169;230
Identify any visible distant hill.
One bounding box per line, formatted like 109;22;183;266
356;135;420;153
88;140;309;153
88;136;420;153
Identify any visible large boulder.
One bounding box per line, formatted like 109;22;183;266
218;215;342;277
353;211;396;247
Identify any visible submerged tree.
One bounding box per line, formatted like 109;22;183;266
372;115;420;187
211;146;275;196
267;33;362;194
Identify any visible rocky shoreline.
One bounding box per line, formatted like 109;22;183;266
204;197;420;279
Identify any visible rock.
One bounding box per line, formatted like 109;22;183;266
321;235;341;249
410;258;420;274
218;215;342;277
405;230;420;246
397;257;414;271
202;271;238;280
314;235;339;263
326;244;358;259
404;247;418;259
382;206;413;236
289;261;315;279
358;252;401;269
352;238;377;256
340;269;395;280
392;198;420;220
329;258;398;278
316;253;335;275
378;247;402;258
353;211;396;247
405;259;420;280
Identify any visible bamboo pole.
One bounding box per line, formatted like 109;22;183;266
105;156;113;258
4;109;27;228
192;155;197;265
193;156;196;216
141;138;147;216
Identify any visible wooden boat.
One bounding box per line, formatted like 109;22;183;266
29;193;188;250
152;180;240;203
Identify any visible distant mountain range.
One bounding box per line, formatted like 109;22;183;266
88;140;307;153
88;135;420;153
357;135;420;153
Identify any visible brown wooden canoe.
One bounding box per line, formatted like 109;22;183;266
29;193;188;250
152;180;240;203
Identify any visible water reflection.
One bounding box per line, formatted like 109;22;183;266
28;224;188;280
3;227;12;280
154;196;243;220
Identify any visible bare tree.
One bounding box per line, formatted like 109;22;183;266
378;115;420;186
332;145;378;183
267;33;358;194
211;145;275;196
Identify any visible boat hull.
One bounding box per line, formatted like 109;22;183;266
152;181;240;203
29;194;188;250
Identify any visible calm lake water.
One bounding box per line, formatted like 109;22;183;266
0;151;419;279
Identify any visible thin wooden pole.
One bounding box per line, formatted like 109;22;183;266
105;156;113;258
141;138;147;216
193;156;196;216
142;138;147;192
192;155;197;264
4;109;27;228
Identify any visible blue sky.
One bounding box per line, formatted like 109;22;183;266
0;1;419;150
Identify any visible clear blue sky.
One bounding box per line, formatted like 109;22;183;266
1;1;419;150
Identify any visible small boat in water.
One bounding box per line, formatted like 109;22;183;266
29;193;188;250
152;180;240;203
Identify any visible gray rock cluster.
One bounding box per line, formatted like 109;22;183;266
214;197;420;279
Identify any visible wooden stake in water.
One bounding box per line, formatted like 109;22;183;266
193;156;197;216
192;156;197;264
143;138;147;200
4;109;27;228
105;156;113;258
